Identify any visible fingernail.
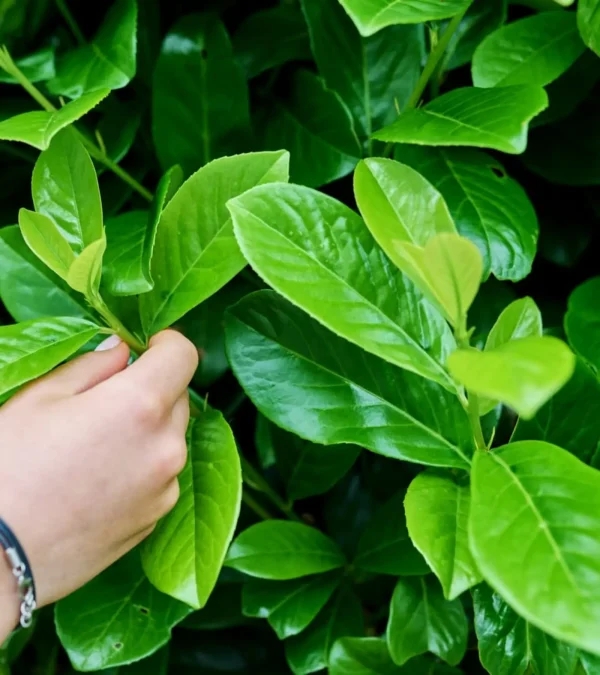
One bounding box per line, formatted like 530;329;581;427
95;335;123;352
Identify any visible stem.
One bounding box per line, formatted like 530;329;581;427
55;0;86;45
241;457;301;522
242;492;275;520
89;294;147;354
0;48;55;111
466;392;487;450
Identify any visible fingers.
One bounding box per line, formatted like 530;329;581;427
172;391;190;435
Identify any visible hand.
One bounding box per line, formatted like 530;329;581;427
0;330;198;634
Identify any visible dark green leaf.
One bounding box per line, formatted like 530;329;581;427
578;0;600;56
96;99;141;165
565;277;600;371
182;582;249;631
582;651;600;674
0;46;55;83
329;638;406;675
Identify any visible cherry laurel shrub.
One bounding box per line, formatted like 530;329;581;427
0;0;599;673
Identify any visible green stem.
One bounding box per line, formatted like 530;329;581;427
466;391;487;450
0;48;55;111
242;492;275;520
89;294;147;354
55;0;86;45
241;457;301;522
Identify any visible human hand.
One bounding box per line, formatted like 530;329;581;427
0;330;198;631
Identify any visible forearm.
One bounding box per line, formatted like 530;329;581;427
0;560;19;644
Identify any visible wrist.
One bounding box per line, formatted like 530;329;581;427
0;551;19;641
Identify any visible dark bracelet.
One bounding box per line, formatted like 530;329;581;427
0;519;36;628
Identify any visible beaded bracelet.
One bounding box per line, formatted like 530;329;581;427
0;519;36;629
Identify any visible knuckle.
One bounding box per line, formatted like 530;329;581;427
161;482;181;515
153;438;188;481
134;391;165;423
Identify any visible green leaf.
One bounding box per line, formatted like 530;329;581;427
152;13;250;176
0;316;99;398
336;0;472;36
486;297;542;351
578;0;600;56
565;277;600;371
225;291;473;469
473;583;578;675
0;89;109;150
470;440;600;655
0;46;55;83
96;99;141;165
354;158;456;249
448;336;576;420
472;12;585;88
405;472;481;600
141;409;242;610
582;652;600;675
224;521;346;580
355;490;429;576
257;70;361;189
48;0;137;98
182;581;248;631
386;577;468;666
301;0;423;143
67;238;106;297
242;573;341;639
329;638;406;675
396;145;538;281
32;129;103;254
18;208;75;280
374;86;548;154
141;151;289;335
229;184;456;390
55;550;191;671
285;588;365;675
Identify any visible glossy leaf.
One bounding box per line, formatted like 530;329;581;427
152;13;250;176
578;0;600;56
224;521;345;580
242;573;341;639
142;409;242;609
141;151;289;335
67;238;106;297
0;46;55;83
472;12;585;88
48;0;137;98
18;208;75;280
397;145;538;281
229;184;456;390
486;297;542;351
373;86;548;154
473;584;578;675
329;638;405;675
565;277;600;371
470;441;600;654
448;336;575;420
55;550;191;671
258;70;361;189
225;292;473;469
386;577;468;666
0;89;109;150
0;316;99;398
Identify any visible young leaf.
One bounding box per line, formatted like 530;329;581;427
55;550;191;671
397;145;538;281
224;521;346;580
386;577;468;666
48;0;138;98
0;89;109;150
225;291;473;469
565;277;600;371
448;336;576;420
152;13;250;176
141;151;289;335
67;238;107;297
242;573;341;639
0;316;100;398
485;297;542;351
18;208;75;280
354;158;456;249
469;441;600;655
405;471;481;600
473;584;578;675
329;638;405;675
336;0;472;36
472;12;585;88
578;0;600;56
32;129;103;254
228;183;456;390
373;86;548;154
258;70;361;189
354;490;429;576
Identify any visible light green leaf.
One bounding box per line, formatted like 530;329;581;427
469;441;600;655
396;145;538;281
405;471;481;600
141;409;241;609
141;151;289;335
224;521;346;580
0;46;55;83
229;184;456;390
473;583;578;675
32;129;103;254
225;291;473;469
55;550;191;671
448;336;576;420
329;638;406;675
242;573;341;639
578;0;600;56
355;490;429;576
386;577;468;666
258;70;361;189
18;208;75;280
472;12;585;88
565;277;600;371
354;158;456;249
67;238;107;297
486;297;542;351
48;0;137;98
336;0;472;36
152;13;250;176
373;86;548;154
0;316;100;398
0;89;109;150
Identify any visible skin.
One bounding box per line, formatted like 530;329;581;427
0;330;198;640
